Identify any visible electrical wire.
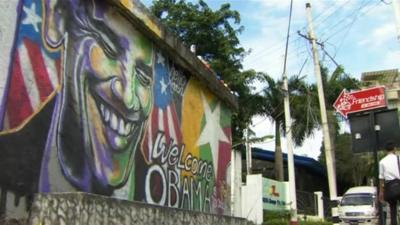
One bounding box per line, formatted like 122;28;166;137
245;0;354;63
312;0;354;31
318;0;375;40
381;0;392;5
243;0;377;140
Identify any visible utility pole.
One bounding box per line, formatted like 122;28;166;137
305;2;339;220
392;0;400;40
283;0;298;224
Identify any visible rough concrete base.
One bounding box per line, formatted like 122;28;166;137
28;193;249;225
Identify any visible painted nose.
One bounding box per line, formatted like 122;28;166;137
111;77;139;111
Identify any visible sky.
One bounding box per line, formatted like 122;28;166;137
141;0;400;159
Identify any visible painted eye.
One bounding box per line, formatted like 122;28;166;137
136;67;152;86
97;34;120;59
88;19;122;59
135;60;153;87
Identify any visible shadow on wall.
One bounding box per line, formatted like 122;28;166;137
0;99;55;217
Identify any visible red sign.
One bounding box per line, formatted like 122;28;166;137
333;86;387;118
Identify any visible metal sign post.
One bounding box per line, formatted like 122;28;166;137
371;113;383;225
349;109;400;225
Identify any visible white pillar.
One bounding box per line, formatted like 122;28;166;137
281;0;298;223
231;149;235;216
231;149;242;217
314;191;324;219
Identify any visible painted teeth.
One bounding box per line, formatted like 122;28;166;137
99;103;135;136
118;118;125;135
104;108;110;122
111;113;118;130
100;104;105;115
125;122;132;134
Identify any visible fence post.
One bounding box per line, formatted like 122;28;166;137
314;191;324;219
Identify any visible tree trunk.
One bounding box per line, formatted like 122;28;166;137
274;121;284;181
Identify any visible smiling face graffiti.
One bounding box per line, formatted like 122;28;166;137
47;1;154;191
84;17;154;187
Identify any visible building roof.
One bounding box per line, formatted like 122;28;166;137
361;69;398;85
251;147;327;177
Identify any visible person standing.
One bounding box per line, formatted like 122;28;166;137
379;141;400;225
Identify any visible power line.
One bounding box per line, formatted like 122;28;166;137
244;1;365;76
298;28;361;89
312;0;354;31
318;0;375;41
244;41;309;69
244;36;302;63
321;0;379;42
244;0;354;64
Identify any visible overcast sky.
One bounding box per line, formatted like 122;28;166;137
141;0;400;159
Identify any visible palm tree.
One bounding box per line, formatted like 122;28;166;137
320;65;360;138
259;64;359;182
260;74;319;181
316;65;361;191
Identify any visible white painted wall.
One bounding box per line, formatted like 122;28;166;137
0;2;22;217
231;149;242;217
241;174;263;225
0;1;19;109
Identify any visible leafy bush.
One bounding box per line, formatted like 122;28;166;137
263;219;333;225
263;210;290;221
299;221;333;225
262;211;333;225
263;218;290;225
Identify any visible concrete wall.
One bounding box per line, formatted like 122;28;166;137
241;175;263;225
0;0;235;219
230;149;242;217
28;193;249;225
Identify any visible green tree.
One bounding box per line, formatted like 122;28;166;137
150;0;265;145
260;74;319;181
307;64;360;157
149;1;326;182
150;0;244;76
315;65;363;192
320;65;360;137
319;133;375;194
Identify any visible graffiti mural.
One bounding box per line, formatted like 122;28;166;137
0;0;232;217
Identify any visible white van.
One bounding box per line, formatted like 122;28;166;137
338;186;380;225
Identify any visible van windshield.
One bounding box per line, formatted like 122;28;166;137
340;193;374;206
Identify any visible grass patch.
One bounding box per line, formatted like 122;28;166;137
262;211;332;225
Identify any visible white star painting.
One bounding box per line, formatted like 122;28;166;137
197;92;229;177
22;3;41;33
160;77;168;94
157;52;165;66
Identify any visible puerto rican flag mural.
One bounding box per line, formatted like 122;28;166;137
142;52;183;163
140;50;232;213
141;52;184;207
0;0;61;131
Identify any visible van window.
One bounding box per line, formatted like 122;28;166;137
340;193;374;206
